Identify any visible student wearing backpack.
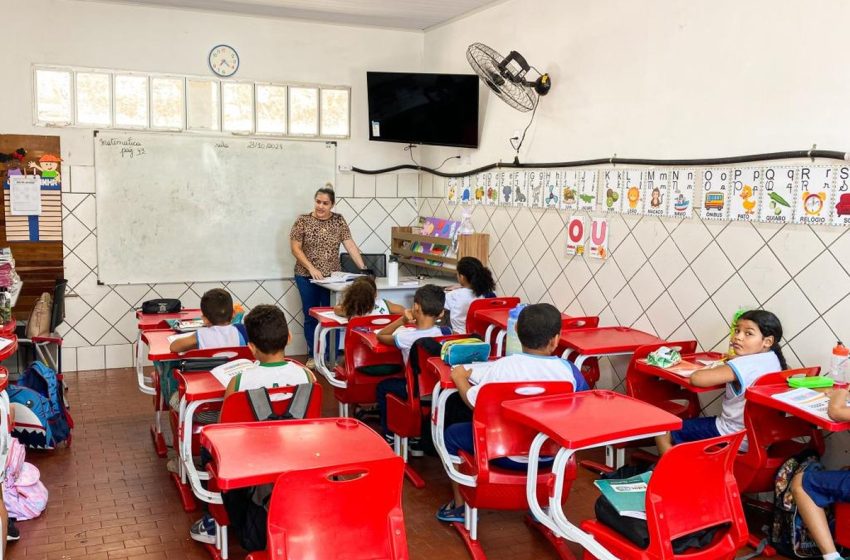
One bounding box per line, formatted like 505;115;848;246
790;385;850;560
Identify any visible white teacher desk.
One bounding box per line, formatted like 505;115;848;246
321;276;457;308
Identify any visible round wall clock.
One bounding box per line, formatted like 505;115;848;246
803;192;825;216
209;45;239;78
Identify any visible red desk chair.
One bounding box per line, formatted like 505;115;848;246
466;297;520;356
444;381;577;559
192;383;324;560
331;314;404;417
386;334;466;488
246;455;408;560
581;432;748;560
735;367;824;555
835;502;850;549
558;316;601;388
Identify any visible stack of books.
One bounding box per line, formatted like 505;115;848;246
0;248;17;289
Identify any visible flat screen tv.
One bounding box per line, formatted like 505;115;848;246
367;71;479;149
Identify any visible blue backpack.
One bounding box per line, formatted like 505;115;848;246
8;361;73;449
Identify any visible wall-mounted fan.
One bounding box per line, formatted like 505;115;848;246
466;42;550;112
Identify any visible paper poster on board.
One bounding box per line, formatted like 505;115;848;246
577;170;597;211
642;169;669;216
566;216;586;256
831;166;850;226
758;166;795;224
544;170;560;208
459;176;472;204
588;218;608;259
667;168;695;218
473;173;487;205
447;178;459;204
530;170;546;208
9;175;42;216
603;170;623;213
621;169;642;216
700;168;731;220
794;166;833;226
729;167;762;222
498;171;513;205
512;171;530;206
559;170;579;211
486;171;500;205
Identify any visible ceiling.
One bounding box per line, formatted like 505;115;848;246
75;0;501;30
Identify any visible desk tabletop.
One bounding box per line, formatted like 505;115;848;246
475;309;574;331
137;309;202;331
746;384;850;432
352;328;401;354
201;418;396;490
178;370;225;402
0;336;18;364
308;306;348;328
502;390;681;449
634;352;726;393
141;329;180;361
559;327;665;355
426;357;455;389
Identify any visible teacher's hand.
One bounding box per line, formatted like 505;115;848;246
308;267;325;281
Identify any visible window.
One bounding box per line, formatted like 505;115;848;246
33;65;349;139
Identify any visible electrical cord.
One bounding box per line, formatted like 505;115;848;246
404;144;419;167
510;96;538;159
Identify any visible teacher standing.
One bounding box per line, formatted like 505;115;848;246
290;186;366;369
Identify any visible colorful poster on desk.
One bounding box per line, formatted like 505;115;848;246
758;166;795;224
793;166;832;226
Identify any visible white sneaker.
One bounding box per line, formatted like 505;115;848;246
306;357;316;369
166;458;179;474
190;515;216;544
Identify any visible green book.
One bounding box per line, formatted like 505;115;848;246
593;471;651;520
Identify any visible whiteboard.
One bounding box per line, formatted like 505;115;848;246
94;131;336;284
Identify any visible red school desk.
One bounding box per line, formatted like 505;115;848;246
634;356;726;393
308;306;346;386
475;309;576;356
745;383;850;433
558;326;665;368
135;310;201;396
351;327;403;355
502;391;682;560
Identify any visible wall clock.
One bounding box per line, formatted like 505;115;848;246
209;45;239;78
802;191;825;216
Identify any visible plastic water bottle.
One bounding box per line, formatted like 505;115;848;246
831;341;849;382
387;256;399;286
505;304;527;356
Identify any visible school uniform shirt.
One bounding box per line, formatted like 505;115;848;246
372;297;391;315
466;352;589;407
196;324;246;349
715;351;781;439
394;325;446;363
230;361;312;392
444;287;478;334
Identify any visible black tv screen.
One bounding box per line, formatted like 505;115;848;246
367;72;479;149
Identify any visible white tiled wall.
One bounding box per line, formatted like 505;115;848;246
58;171;420;372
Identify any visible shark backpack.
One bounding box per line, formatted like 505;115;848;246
9;361;73;449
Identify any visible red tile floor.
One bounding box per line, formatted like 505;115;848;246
12;366;776;559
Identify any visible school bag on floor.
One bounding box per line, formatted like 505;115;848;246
8;361;73;449
2;438;47;520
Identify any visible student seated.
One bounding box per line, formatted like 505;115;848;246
655;309;786;455
169;288;247;353
436;303;589;523
443;256;496;334
333;276;404;318
190;304;314;546
374;285;449;447
790;385;850;560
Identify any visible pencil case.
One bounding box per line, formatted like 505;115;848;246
441;338;490;366
788;376;834;389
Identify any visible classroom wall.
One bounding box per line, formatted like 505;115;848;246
418;0;850;463
1;0;424;369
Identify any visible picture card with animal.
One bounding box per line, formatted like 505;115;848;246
565;216;586;256
447;177;459;204
527;170;544;208
793;166;833;226
544;170;560;208
497;171;512;205
509;171;528;207
577;169;598;211
831;166;850;226
459;176;473;204
666;168;696;218
602;169;624;213
473;173;488;205
641;169;669;217
729;167;762;222
621;169;642;216
559;170;579;211
700;168;731;220
587;218;609;259
486;171;501;205
758;166;795;224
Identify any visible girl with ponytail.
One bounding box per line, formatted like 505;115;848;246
656;309;786;455
443;256;496;333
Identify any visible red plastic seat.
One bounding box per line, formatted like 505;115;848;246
627;341;706;420
332;314;404;416
581;432;748;560
836;501;850;548
558;316;601;388
444;381;577;559
465;297;520;356
245;455;408;560
386;334;467;488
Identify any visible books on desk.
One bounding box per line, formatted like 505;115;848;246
310;272;364;285
665;360;702;377
315;310;348;324
771;387;850;421
166;318;204;332
210;359;255;387
593;471;651;520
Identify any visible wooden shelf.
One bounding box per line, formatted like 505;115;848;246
391;226;489;277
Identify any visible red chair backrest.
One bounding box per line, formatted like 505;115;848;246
219;382;323;423
561;316;599;330
342;314;403;374
264;455;408;559
465;297;520;340
645;432;747;556
471;381;574;471
411;334;468;398
626;340;698;398
751;366;820;387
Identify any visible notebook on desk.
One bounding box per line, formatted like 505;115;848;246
166;318;204;332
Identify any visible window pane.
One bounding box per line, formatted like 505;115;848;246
187;79;219;131
222;82;254;133
320;89;349;136
151;77;184;129
76;72;111;126
256;84;287;134
114;74;148;127
289;87;318;135
35;69;72;123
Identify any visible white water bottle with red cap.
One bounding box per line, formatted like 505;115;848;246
831;341;849;382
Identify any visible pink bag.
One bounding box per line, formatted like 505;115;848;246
3;438;47;520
